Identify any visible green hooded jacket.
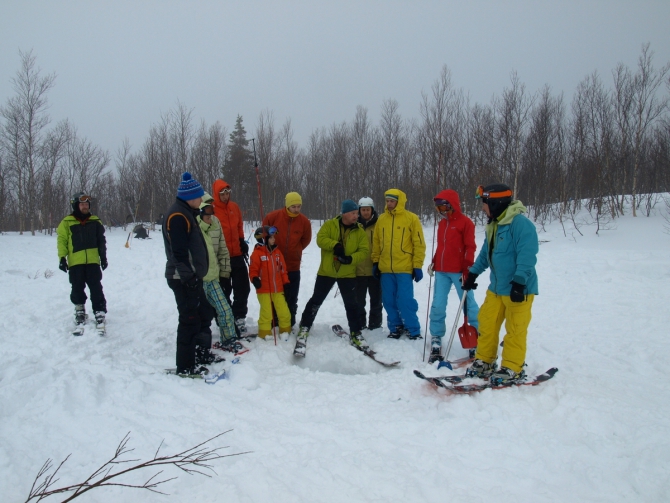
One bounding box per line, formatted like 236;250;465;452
316;215;369;278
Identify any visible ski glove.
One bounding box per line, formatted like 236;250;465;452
59;257;68;273
185;276;199;290
252;277;262;290
336;255;352;265
239;238;249;258
427;263;434;277
510;281;526;302
462;272;479;291
100;258;108;271
372;263;381;280
413;268;423;283
333;243;345;257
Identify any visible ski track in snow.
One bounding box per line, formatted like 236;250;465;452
1;208;669;502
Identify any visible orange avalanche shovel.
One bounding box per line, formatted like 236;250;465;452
458;295;478;349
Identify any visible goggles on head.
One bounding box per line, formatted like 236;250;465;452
433;198;452;213
220;188;232;194
255;225;278;240
475;185;512;201
75;195;92;203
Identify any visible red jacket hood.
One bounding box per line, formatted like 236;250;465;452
434;189;462;215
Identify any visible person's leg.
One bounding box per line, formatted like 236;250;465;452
203;280;237;343
229;256;251;321
394;273;420;336
257;293;274;338
428;272;453;338
380;273;401;331
298;275;335;329
167;279;200;372
355;276;368;328
283;270;301;328
474;290;506;364
271;292;293;333
337;278;362;333
68;264;88;307
85;264;107;313
500;294;534;372
367;276;383;329
453;274;480;330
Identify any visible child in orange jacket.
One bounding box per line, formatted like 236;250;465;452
249;226;292;340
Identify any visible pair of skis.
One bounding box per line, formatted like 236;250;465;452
414;367;558;394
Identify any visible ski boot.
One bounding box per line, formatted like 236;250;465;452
349;330;369;350
293;326;309;357
465;358;497;379
176;366;209;378
490;366;526;385
72;304;86;336
428;337;443;364
387;325;408;339
235;318;248;337
94;311;106;336
195;345;225;365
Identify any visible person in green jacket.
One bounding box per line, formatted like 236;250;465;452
294;199;369;356
57;192;107;333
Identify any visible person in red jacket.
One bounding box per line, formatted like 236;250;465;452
212;179;251;334
428;189;480;362
262;191;312;328
248;226;292;340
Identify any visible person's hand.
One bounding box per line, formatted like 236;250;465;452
427;263;434;277
510;281;525;302
239;238;249;259
185;276;199;290
100;258;108;271
333;243;345;257
59;257;68;273
372;263;380;280
462;272;479;291
413;268;423;283
252;277;262;289
336;255;352;264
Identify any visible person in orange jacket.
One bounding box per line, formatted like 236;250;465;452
212;179;251;335
262;191;312;328
248;225;292;340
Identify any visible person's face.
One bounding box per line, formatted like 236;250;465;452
219;188;231;203
341;209;359;225
288;204;302;214
360;207;373;220
78;202;90;214
385;198;397;211
268;234;276;246
187;197;202;209
482;201;491;218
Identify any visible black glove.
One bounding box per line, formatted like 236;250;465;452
100;258;108;271
510;281;525;302
59;257;68;273
372;263;381;280
333;243;345;257
336;255;352;264
239;238;249;258
185;276;199;290
462;272;479;291
252;277;262;289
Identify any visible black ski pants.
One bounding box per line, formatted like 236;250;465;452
283;270;301;328
69;264;106;312
167;278;210;372
355;276;383;329
219;255;250;322
299;275;361;333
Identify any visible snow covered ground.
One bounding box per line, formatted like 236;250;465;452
1;203;669;502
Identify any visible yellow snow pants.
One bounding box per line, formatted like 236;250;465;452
257;292;292;338
475;289;535;373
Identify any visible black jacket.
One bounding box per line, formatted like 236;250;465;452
162;198;209;281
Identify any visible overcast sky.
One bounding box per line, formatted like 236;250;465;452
2;1;669;159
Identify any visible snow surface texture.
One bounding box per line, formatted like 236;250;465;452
1;207;669;502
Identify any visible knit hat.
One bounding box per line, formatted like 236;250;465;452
358;196;374;208
341;199;358;214
285;192;302;208
177;172;205;201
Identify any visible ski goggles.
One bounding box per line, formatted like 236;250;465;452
433;199;452;212
75;195;92;203
266;226;278;236
475;185;512;200
219;188;232;194
255;225;278;239
200;205;215;216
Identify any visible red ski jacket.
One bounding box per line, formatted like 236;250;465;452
432;189;477;274
212;179;244;257
248;243;290;294
262;207;312;272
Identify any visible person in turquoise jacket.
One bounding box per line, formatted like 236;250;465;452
462;183;539;384
57;192;108;332
294;199;369;356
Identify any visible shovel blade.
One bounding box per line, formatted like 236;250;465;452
458;325;478;349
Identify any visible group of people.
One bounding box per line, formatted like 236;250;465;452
57;172;539;386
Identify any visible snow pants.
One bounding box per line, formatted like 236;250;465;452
219;255;250;322
429;271;479;337
168;278;211;372
299;275;361;333
380;273;420;337
257;292;292;338
283;270;301;328
68;263;106;313
475;289;535;373
203;279;237;343
355;276;383;329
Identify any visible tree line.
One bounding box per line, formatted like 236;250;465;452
1;44;669;235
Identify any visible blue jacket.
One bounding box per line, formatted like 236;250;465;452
470;201;538;296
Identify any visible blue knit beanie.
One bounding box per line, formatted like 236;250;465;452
341;199;358;214
177;172;205;201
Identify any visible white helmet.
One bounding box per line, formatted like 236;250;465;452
358;196;374;208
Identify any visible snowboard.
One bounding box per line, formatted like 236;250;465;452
332;325;400;367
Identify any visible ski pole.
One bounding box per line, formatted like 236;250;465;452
441;292;467;370
251;138;265;222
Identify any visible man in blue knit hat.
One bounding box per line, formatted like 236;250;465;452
162;172;212;376
293;199;369;357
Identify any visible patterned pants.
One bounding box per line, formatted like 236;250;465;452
203;280;237;343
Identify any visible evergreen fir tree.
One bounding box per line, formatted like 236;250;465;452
223;115;255;215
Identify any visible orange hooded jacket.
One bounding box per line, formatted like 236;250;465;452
212;179;244;257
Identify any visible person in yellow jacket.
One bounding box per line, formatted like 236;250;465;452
57;192;108;333
294;199;369;356
371;189;426;339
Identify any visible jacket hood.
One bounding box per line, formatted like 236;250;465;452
212;179;231;205
434;189;462;215
384;188;407;214
497;200;526;225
